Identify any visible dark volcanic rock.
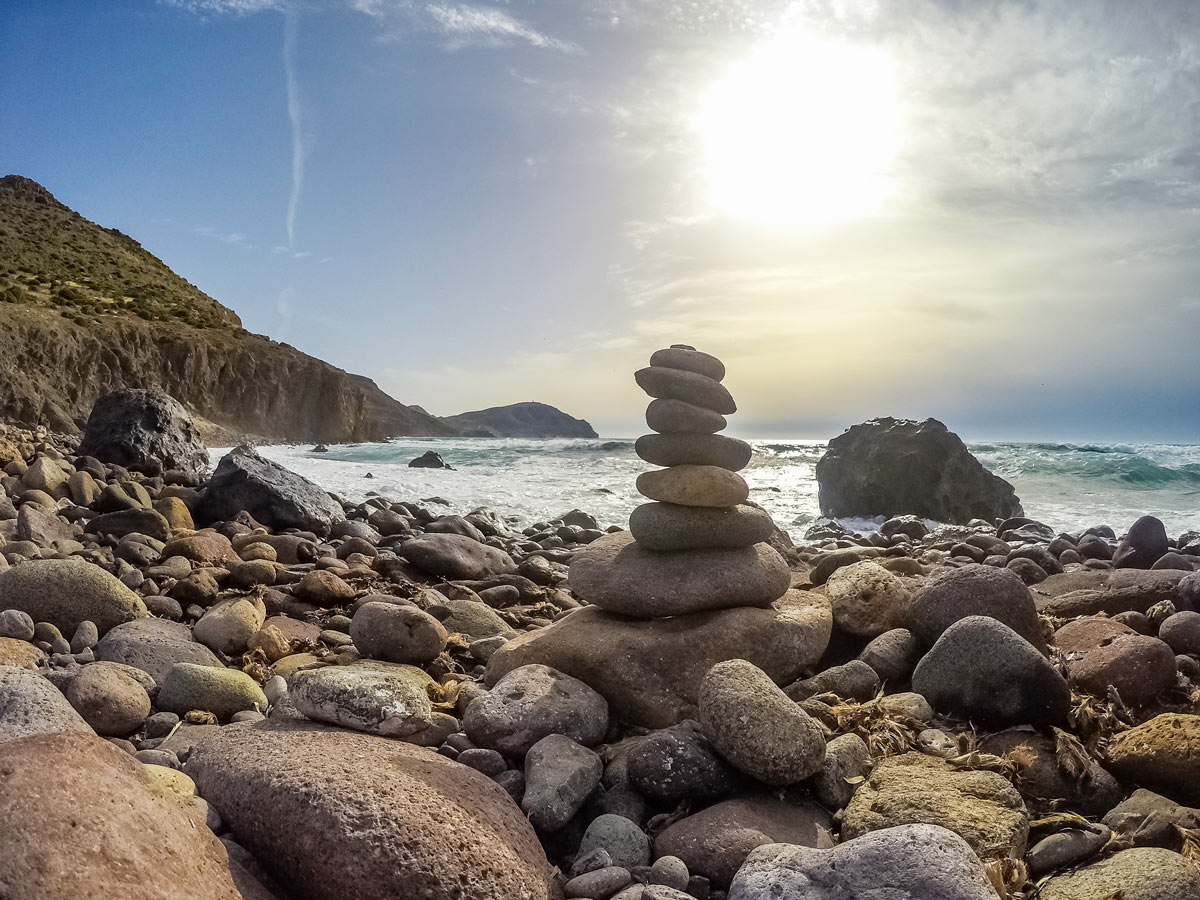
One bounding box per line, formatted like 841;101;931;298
408;450;453;469
77;388;209;478
815;417;1023;524
912;616;1072;728
1113;515;1171;569
197;446;344;536
908;564;1046;652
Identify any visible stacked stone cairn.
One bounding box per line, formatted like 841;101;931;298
569;345;792;617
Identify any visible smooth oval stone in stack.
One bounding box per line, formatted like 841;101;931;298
569;345;791;618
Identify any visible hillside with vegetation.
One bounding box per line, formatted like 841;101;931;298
0;175;455;442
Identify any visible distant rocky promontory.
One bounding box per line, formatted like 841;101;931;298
440;401;598;439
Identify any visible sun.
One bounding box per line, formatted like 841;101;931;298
698;25;900;230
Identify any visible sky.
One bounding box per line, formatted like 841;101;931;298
2;0;1199;441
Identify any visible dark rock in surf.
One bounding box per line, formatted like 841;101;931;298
815;417;1022;524
408;450;454;470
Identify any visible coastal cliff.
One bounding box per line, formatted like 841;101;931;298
0;175;456;442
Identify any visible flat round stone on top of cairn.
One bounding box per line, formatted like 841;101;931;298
568;344;791;619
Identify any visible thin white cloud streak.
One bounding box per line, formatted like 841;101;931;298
193;225;249;244
162;0;280;13
425;4;582;53
283;10;306;249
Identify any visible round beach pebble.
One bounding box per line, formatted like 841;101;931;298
568;532;790;618
157;662;267;722
645;399;727;435
66;662;150;736
825;561;913;639
698;659;826;786
193;596;266;655
0;610;35;642
636;465;748;508
351;601;448;665
628;502;774;551
296;570;356;605
1159;611;1200;654
464;663;608;756
635;433;752;472
635;367;736;415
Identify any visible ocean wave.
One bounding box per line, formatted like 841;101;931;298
982;449;1200;488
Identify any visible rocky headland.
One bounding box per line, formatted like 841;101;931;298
0;351;1197;900
0;175;595;444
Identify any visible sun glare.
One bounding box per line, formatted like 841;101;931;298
699;25;900;230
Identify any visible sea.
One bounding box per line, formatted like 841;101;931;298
212;439;1200;542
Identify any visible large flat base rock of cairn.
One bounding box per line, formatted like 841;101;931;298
569;531;789;617
485;592;832;728
629;502;775;551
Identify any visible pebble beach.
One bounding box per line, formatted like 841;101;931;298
0;347;1198;900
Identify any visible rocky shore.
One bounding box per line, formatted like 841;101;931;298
0;357;1198;900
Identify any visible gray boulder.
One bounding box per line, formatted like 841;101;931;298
78;388;208;479
0;558;147;637
0;666;93;742
1113;515;1170;569
522;734;602;831
198;446;344;536
908;564;1046;651
815;417;1022;524
699;659;825;786
729;824;998;900
913;616;1071;728
288;662;445;744
400;533;517;580
464;664;608;756
94;618;222;683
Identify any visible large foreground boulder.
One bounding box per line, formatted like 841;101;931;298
198;446;344;536
486;592;832;728
186;720;552;900
0;732;245;899
78;388;209;479
0;558;147;636
815;417;1022;524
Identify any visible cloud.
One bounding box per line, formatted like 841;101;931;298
193;225;249;244
283;9;308;248
424;4;582;52
161;0;281;14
